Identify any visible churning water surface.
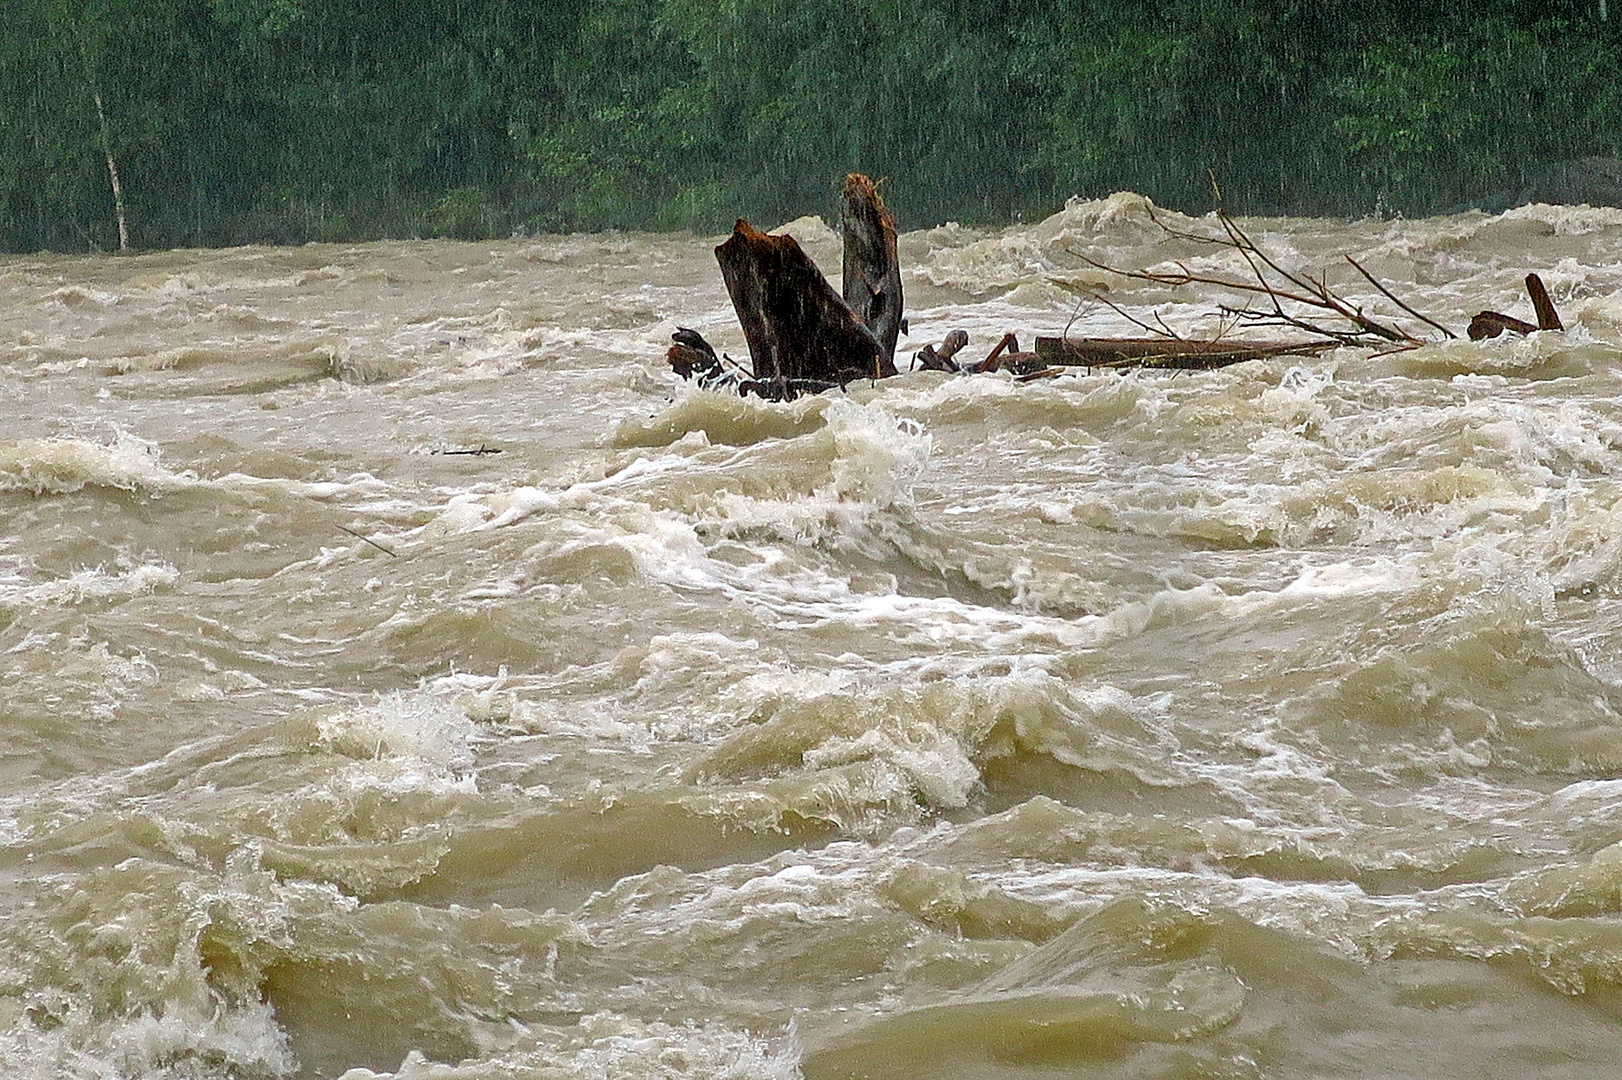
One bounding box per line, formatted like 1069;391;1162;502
5;193;1622;1079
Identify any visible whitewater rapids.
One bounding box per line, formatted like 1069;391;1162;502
4;193;1622;1078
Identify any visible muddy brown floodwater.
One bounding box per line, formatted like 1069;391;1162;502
5;194;1622;1079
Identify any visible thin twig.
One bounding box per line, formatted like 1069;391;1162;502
336;524;398;558
1061;290;1092;343
1344;256;1457;339
1076;288;1182;340
1073;252;1335;312
434;444;503;456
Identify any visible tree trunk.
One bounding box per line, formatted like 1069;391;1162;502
92;90;129;253
840;174;904;367
714;218;893;392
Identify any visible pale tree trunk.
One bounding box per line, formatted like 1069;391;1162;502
91;89;129;252
839;174;904;368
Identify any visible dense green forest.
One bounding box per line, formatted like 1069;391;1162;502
2;0;1619;251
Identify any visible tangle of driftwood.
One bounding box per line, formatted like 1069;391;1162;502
668;179;1566;389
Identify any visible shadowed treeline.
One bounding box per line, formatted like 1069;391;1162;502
2;0;1619;251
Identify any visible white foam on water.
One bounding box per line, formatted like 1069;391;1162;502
333;1016;802;1080
0;846;319;1080
0;431;194;495
0;561;179;608
316;691;478;775
823;400;931;509
468;453;696;532
40;284;120;308
1497;201;1622;236
770;214;837;245
221;470;398;503
0;999;297;1080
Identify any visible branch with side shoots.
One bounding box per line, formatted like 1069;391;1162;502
1063;209;1450;352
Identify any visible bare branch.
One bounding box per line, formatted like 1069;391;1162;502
1074;288;1182;340
1064;208;1439;351
1345;256;1457;339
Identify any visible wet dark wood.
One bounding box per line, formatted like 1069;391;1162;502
840;174;905;367
714;218;893;389
914;329;968;372
1467;311;1539;340
974;333;1020;372
666;342;720;380
1034;336;1336;370
1526;273;1563;331
1468;275;1563;340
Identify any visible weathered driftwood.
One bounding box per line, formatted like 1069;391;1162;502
1070;211;1437;350
1527;273;1564;331
1035;336;1337;370
676;179;1570;397
973;333;1018;372
910;330;1046;375
1467;273;1563;340
714;217;894;399
1467;311;1540;340
1061;210;1578;367
973;333;1043;373
841;174;905;367
914;329;968;372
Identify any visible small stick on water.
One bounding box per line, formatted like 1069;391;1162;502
434;444;503;456
336;524;398;557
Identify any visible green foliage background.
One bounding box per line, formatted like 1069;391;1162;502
2;0;1618;250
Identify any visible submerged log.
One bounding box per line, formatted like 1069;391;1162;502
1034;336;1337;370
714;219;894;393
841;174;905;367
1467;272;1564;340
1467;311;1539;340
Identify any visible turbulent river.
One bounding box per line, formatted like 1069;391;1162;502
5;194;1622;1079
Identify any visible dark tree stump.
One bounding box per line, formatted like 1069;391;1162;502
1526;272;1563;331
840;174;905;367
714;218;893;390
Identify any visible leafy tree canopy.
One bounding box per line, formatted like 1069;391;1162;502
1;0;1618;250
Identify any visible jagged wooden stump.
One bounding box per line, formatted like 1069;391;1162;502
841;174;904;367
714;219;894;395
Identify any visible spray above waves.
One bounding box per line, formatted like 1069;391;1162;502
0;431;191;495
